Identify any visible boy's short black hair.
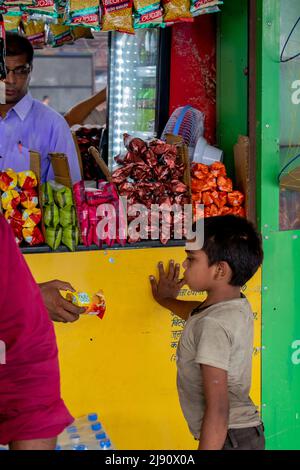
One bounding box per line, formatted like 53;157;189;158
6;33;34;65
200;215;263;287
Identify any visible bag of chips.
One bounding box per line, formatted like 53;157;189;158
20;189;39;210
42;181;54;206
23;226;44;246
45;225;63;250
190;0;223;17
1;189;20;210
62;225;79;251
0;169;18;191
71;25;94;41
66;290;106;318
102;0;134;34
5;209;24;240
43;202;60;227
133;1;163;28
162;0;192;23
22;208;42;228
50;181;73;208
67;0;101;30
48;20;73;47
18;170;38;190
60;204;77;227
22;19;46;49
4;11;22;33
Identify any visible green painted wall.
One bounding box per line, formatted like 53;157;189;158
257;0;300;449
217;0;248;177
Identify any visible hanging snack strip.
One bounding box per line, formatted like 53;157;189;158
162;0;192;23
67;0;101;29
190;0;223;16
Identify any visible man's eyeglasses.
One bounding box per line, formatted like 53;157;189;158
4;64;31;77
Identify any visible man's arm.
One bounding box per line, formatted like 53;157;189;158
64;89;107;127
198;365;229;450
39;280;85;323
150;260;201;321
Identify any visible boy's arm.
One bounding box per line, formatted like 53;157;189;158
150;261;201;321
198;364;229;450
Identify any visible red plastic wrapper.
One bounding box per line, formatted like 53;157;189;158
204;204;219;217
73;180;86;208
192;175;217;193
232;206;246;218
22;226;44;246
77;203;89;246
210;162;227;177
1;190;20;211
217;176;233;193
169;180;188;194
143;149;158;168
124;134;147;154
202;191;214;206
220;206;232;216
0;169;18;192
192;163;210;176
22;208;42;228
5;211;24;240
227;191;245;207
211;190;227;209
123;151;145;165
18;170;38;190
112;164;134;184
150;141;177;156
20;189;39;210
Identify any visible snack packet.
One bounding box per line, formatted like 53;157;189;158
67;0;101;29
71;25;94;41
162;0;193;23
1;189;20;210
43;203;60;227
60;204;77;227
48;20;73;47
190;0;223;16
22;19;46;49
62;225;79;251
20;189;39;210
50;181;73;208
18;170;38;189
102;0;134;34
65;290;106;318
22;207;42;228
45;225;63;250
42;181;54;205
133;1;163;28
4;11;22;33
0;169;18;191
22;226;44;246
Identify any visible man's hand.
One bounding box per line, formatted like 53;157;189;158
150;260;185;302
39;280;85;323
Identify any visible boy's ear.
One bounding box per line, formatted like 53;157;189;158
214;261;230;281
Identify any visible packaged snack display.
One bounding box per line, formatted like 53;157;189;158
65;289;106;318
0;168;44;247
190;0;223;16
191;162;246;219
22;19;46;49
67;0;101;29
48;21;73;47
102;0;134;34
42;180;79;251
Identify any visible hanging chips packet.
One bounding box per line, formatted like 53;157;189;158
22;207;42;228
102;0;134;34
4;11;22;33
62;225;79;251
22;19;46;49
22;225;44;246
67;0;101;30
43;202;60;227
190;0;222;16
162;0;193;23
133;1;163;28
48;20;73;47
45;225;63;250
1;189;20;210
20;189;39;210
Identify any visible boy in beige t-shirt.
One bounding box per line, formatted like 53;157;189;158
150;215;265;450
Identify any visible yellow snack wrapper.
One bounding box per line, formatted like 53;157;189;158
18;170;38;190
1;190;20;211
0;169;18;192
65;290;106;319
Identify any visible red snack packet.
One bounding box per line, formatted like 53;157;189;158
20;189;39;210
22;226;44;246
73;181;86;208
77;203;89;246
227;191;245;207
221;206;233;216
217;176;233;193
162;0;193;23
209;162;227;177
22;208;42;228
18;170;38;190
232;206;246;218
202;191;214;206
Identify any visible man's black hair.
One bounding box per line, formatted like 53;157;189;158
6;33;34;65
198;215;264;287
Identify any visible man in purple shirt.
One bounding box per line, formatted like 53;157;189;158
0;33;84;323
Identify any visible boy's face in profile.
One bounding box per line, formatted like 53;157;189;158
183;249;216;292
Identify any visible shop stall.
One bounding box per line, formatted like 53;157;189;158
0;0;263;450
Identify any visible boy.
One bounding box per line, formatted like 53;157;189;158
0;215;73;449
150;215;265;450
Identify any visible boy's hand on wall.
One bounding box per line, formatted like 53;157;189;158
150;260;185;303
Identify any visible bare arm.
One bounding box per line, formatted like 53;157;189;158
198;364;229;450
150;261;201;321
64;89;107;127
